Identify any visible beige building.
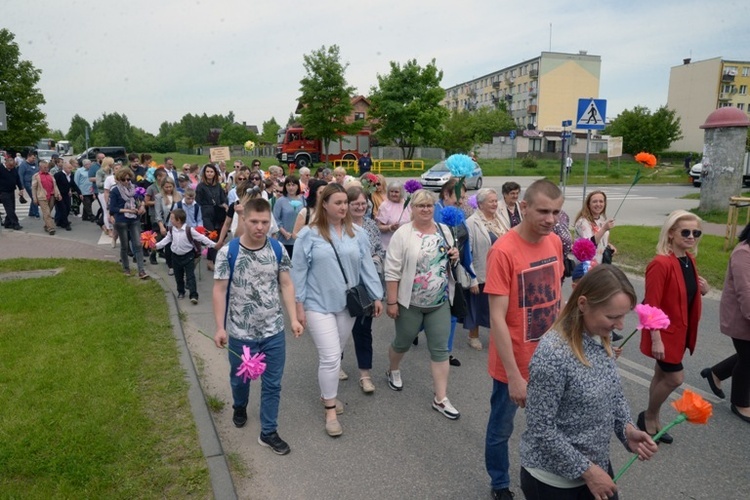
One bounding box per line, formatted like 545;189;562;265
441;51;601;151
667;57;750;152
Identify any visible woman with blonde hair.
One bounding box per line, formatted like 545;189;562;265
370;174;387;218
96;157;116;236
384;189;462;419
638;209;709;444
292;183;383;437
520;265;657;500
154;177;182;275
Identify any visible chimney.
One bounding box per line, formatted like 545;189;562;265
683;58;691;65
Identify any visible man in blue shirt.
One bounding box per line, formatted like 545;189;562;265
17;150;40;218
74;159;96;221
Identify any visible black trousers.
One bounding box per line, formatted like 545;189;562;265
0;191;19;227
712;338;750;407
81;194;95;220
172;251;198;298
521;465;618;500
55;193;71;228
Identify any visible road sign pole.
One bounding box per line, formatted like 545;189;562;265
582;129;591;204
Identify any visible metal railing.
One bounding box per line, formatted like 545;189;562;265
331;159;426;174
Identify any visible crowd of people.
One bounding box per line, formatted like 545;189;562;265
4;150;748;498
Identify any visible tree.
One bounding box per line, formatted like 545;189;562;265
440;107;515;154
260;117;281;144
91;112;132;149
604;105;682;155
219;122;256;146
67;114;91;153
369;59;449;159
298;45;356;163
0;29;47;146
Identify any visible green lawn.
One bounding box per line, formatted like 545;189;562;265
0;259;209;498
611;226;730;289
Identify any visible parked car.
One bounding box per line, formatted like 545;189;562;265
75;146;128;164
420;161;483;191
689;163;703;187
36;149;56;163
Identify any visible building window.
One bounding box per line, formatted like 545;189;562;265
354;112;365;121
740;85;747;95
743;67;750;77
723;84;732;93
530;138;542;152
738;103;745;111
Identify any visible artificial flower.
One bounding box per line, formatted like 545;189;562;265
141;230;157;249
235;345;267;383
134;186;146;200
445;154;476;178
195;226;207;235
614;389;712;483
440;206;465;228
634;152;657;168
363;172;378;184
618;304;669;348
403;179;423;194
467;194;478;210
572;238;597;262
208;230;219;241
244;140;256;151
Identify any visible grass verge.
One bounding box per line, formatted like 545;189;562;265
0;259;210;498
611;226;730;289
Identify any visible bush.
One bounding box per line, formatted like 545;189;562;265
521;154;538;169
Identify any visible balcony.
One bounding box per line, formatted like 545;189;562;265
722;72;736;82
718;93;732;101
527;105;538;114
529;69;538;79
529;88;537;97
492;81;500;89
491;96;500;104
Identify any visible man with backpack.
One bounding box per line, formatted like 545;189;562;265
212;197;303;455
154;208;216;304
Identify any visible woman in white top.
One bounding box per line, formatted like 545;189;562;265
574;190;616;264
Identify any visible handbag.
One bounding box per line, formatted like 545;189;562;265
602;246;614;265
563;256;576;278
329;241;374;317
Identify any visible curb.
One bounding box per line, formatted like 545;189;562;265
154;272;238;500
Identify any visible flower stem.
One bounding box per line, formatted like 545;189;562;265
618;329;639;348
613;413;687;483
196;329;242;359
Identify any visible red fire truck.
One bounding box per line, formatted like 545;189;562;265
275;127;370;169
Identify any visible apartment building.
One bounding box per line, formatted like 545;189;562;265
441;51;601;139
667;57;750;152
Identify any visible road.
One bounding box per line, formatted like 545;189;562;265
3;184;746;500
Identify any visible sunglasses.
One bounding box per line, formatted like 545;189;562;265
680;229;702;238
251;177;261;181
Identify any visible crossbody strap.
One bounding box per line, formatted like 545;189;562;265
328;240;351;288
435;223;458;280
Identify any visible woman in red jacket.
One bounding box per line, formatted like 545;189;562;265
639;210;709;443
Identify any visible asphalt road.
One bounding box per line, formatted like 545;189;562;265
4;183;746;500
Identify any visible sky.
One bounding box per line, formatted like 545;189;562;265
3;0;749;137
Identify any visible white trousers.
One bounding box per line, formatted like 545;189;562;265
306;309;356;400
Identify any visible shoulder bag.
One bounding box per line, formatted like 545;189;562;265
329;240;374;317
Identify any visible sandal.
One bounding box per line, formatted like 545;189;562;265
323;405;343;437
359;377;375;394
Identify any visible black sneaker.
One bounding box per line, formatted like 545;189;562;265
449;355;461;367
232;406;247;428
491;488;515;500
258;431;290;455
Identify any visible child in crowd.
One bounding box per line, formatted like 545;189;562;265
177;187;203;228
155;208;215;304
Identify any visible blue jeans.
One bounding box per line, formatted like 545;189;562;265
228;333;286;435
485;379;518;490
24;184;39;217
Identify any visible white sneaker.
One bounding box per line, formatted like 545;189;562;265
432;397;460;420
386;370;403;391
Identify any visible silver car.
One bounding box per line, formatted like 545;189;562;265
420;161;483;191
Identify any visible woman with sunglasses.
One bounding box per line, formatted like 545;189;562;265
638;210;709;444
370;174;387;218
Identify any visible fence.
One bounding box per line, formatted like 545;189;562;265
724;196;750;250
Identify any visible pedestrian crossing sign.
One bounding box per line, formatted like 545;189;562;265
576;98;606;130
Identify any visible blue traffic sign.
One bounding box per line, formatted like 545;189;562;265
509;130;516;140
561;132;571;139
576;98;606;130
